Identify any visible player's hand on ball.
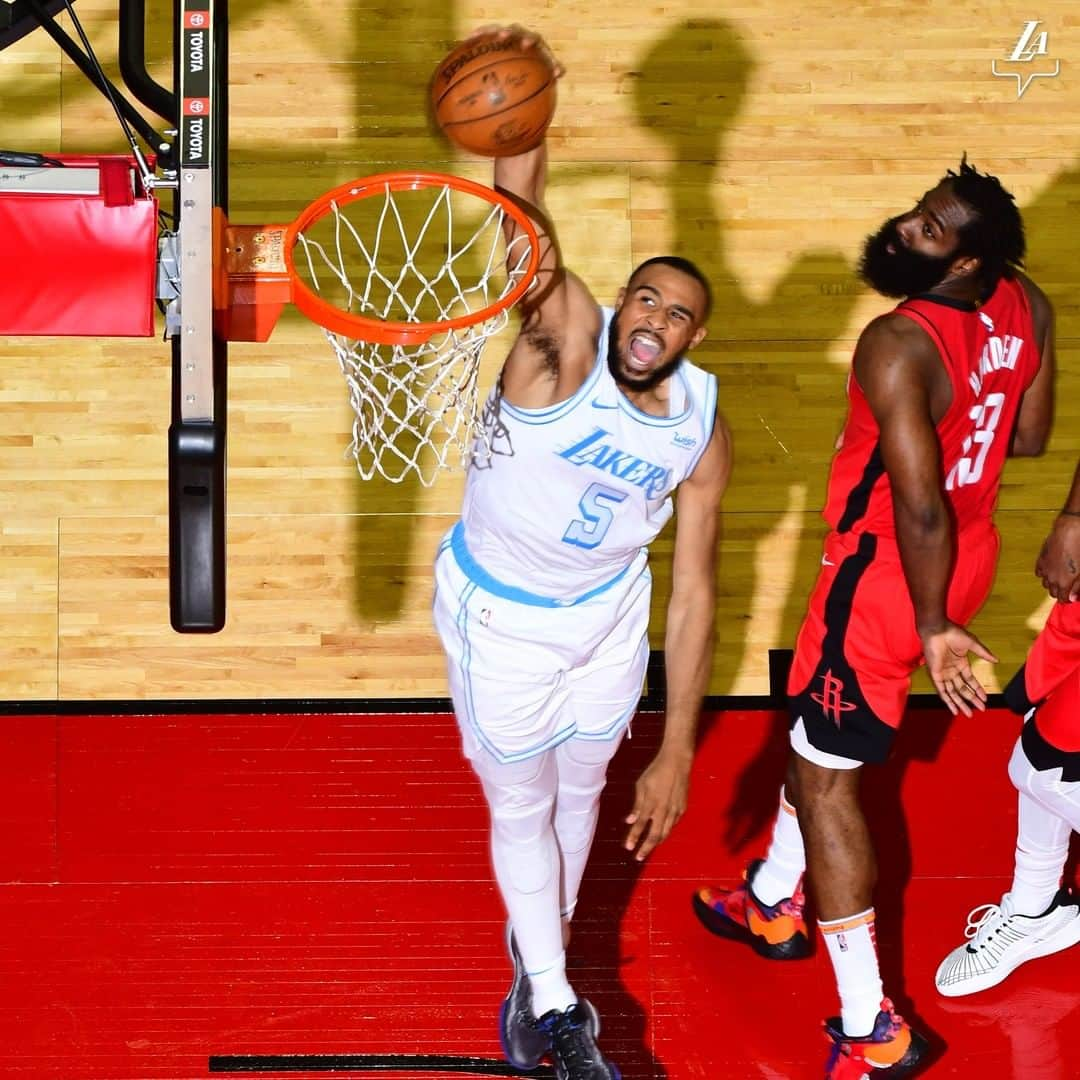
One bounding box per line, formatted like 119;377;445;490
463;24;564;78
432;28;560;157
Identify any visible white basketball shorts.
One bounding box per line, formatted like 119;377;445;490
433;523;651;763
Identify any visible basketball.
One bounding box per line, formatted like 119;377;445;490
431;32;557;158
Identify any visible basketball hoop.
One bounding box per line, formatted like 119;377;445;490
218;172;540;485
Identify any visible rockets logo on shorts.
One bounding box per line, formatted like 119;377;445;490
811;668;858;727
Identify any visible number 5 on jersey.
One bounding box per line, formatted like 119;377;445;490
563;483;627;549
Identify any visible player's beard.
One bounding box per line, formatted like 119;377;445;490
858;217;955;299
606;317;682;393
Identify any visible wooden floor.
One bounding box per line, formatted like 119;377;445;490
2;2;1079;700
4;702;1078;1077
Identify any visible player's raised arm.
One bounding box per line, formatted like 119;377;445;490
493;138;568;323
442;26;601;401
434;25;578;327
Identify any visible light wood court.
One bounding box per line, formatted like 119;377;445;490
1;1;1078;700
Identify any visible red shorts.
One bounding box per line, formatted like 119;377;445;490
1004;600;1080;776
787;523;999;763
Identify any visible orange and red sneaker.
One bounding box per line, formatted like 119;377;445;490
692;859;811;960
823;999;929;1079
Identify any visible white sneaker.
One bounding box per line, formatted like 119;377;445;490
935;887;1080;997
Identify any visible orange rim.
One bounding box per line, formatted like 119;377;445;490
283;171;541;345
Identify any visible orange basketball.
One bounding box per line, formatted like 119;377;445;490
431;33;557;158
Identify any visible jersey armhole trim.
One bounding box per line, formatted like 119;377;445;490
685;372;719;477
894;304;962;427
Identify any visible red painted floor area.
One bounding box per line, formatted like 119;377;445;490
2;707;1077;1079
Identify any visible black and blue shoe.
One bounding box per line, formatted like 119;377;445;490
536;1002;620;1080
499;924;603;1072
499;925;552;1070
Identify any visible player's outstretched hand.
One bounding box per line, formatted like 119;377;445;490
1035;514;1080;602
919;621;998;717
624;746;692;862
463;24;564;78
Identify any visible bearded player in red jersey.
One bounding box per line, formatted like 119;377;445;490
694;159;1056;1078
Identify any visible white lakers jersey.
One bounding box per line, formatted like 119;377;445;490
455;308;718;602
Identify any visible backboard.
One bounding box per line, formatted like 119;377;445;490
169;0;228;632
0;0;228;632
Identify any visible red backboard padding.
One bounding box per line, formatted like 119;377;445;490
0;155;158;337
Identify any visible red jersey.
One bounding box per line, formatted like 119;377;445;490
823;276;1040;540
1025;600;1080;752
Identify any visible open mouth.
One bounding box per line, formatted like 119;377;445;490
627;332;663;371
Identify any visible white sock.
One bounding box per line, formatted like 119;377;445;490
819;909;883;1037
750;787;806;906
1011;834;1067;917
528;954;577;1017
1007;738;1073;916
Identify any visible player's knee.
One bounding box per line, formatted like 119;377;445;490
471;743;547;790
789;749;858;813
554;804;596;855
551;738;614;855
556;735;618;798
479;754;559;894
495;828;556;894
561;735;620;769
485;767;556;836
490;800;557;894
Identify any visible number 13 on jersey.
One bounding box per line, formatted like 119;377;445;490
946;391;1005;491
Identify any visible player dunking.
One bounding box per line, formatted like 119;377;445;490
935;460;1080;998
432;26;731;1080
693;160;1054;1078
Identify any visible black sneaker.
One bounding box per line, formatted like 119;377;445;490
499;925;552;1069
536;1002;620;1080
823;998;929;1078
692;859;812;960
499;924;601;1070
496;924;600;1067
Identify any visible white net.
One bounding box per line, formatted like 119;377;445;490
293;179;536;485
